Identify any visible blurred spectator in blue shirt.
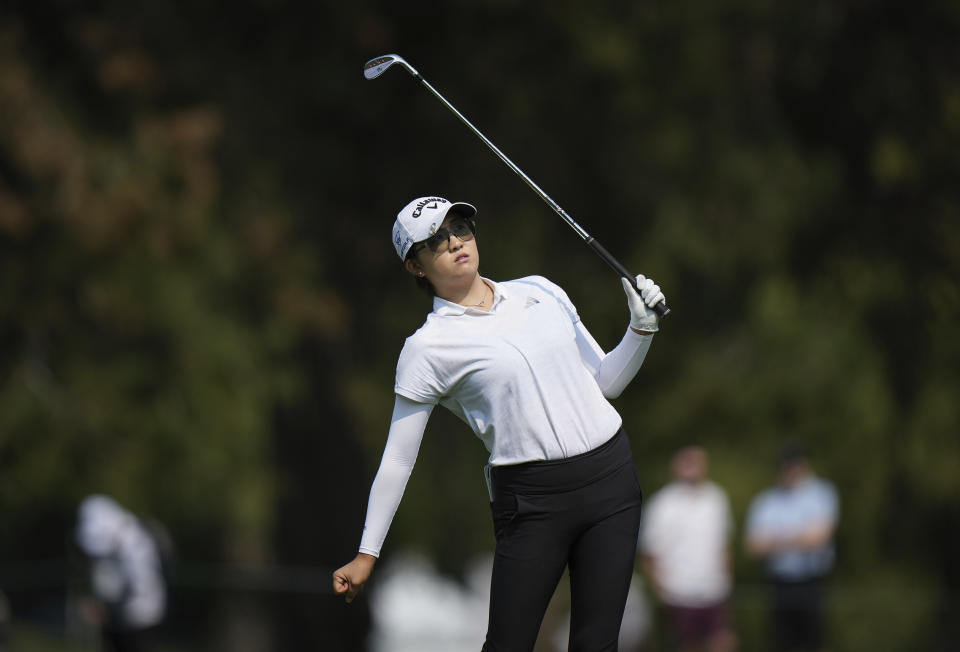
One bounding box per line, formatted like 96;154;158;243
745;441;838;652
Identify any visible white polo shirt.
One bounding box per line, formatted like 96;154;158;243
395;275;623;466
640;481;734;606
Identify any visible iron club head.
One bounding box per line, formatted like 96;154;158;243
363;54;418;80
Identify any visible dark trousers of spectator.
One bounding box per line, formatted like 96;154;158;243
104;624;155;652
482;428;644;652
771;575;827;652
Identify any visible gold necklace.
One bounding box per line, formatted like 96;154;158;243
469;282;489;307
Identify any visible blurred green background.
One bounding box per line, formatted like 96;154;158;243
1;1;958;650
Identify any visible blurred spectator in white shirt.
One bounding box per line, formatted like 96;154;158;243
75;495;167;652
640;446;737;652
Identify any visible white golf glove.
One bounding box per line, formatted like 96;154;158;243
621;274;665;333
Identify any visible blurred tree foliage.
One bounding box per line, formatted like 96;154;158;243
1;0;958;649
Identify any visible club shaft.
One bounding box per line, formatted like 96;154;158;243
405;69;669;317
416;76;590;241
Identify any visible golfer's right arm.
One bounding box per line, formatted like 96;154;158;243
332;395;433;603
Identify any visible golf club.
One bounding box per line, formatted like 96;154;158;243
363;54;669;317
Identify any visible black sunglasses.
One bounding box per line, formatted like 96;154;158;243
412;217;476;256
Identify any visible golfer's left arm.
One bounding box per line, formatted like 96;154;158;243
576;274;665;398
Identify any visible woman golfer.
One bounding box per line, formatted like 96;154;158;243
333;196;665;651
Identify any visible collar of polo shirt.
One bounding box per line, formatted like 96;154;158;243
432;277;506;315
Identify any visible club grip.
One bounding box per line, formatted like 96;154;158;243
586;238;670;317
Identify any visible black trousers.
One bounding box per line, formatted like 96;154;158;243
103;625;149;652
482;429;644;652
771;575;827;652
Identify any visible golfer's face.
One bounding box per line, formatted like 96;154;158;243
415;216;479;282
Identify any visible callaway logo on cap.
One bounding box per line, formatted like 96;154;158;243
410;197;445;219
392;195;478;259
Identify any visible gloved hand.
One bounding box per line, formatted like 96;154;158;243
621;274;665;333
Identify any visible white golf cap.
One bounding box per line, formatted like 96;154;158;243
392;196;478;259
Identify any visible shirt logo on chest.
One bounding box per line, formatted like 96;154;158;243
524;296;540;309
